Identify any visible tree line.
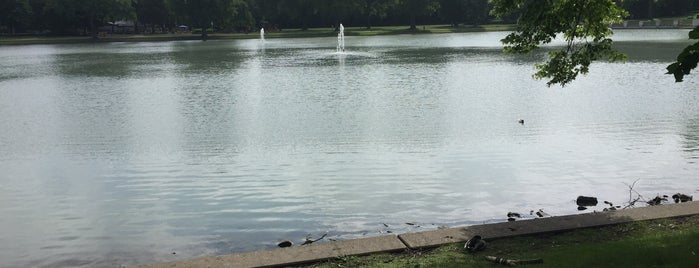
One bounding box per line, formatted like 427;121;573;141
1;0;697;38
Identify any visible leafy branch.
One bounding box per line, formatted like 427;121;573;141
491;0;628;87
666;26;699;82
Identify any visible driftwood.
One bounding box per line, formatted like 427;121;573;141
301;233;327;245
622;179;645;209
485;256;543;266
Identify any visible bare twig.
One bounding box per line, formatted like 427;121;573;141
301;233;327;245
622;179;646;209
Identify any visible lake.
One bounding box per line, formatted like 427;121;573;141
0;29;698;267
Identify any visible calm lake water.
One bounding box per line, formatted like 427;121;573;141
1;30;698;267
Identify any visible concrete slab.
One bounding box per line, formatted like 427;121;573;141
138;202;699;268
136;234;406;268
398;201;699;249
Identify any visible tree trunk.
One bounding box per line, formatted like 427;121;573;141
134;19;139;34
366;13;372;29
90;13;97;39
409;14;416;30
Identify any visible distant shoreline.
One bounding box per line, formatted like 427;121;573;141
2;23;694;46
0;24;518;46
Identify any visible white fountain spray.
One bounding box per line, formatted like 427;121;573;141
337;23;345;53
260;28;265;41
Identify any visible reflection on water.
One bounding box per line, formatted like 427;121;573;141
0;30;698;267
682;119;699;160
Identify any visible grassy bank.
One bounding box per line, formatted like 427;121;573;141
0;24;516;46
306;215;699;267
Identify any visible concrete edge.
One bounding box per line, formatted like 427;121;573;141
398;201;699;249
136;234;407;268
136;201;699;268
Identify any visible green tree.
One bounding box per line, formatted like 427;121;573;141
439;0;466;27
360;0;398;29
439;0;489;27
166;0;188;27
134;0;170;33
491;0;698;85
43;0;132;37
317;1;359;29
171;0;241;39
490;0;628;86
43;0;81;34
463;0;490;26
398;0;440;30
277;0;319;30
654;0;697;17
0;0;33;35
231;0;254;32
80;0;133;38
666;27;699;82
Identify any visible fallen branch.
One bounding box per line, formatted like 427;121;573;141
622;179;646;209
485;256;544;266
301;233;327;245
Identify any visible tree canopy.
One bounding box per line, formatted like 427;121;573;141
667;27;699;82
491;0;628;86
491;0;699;86
0;0;492;36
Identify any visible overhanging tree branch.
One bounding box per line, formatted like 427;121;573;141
490;0;628;87
667;26;699;82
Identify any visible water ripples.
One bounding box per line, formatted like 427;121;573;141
1;32;699;267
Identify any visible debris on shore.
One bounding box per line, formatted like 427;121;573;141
646;195;668;206
485;256;544;266
576;196;598;207
278;233;328;248
672;193;693;203
301;233;327;245
532;209;550;218
504;180;695;224
507;212;522;222
464;235;486;252
277;240;293;248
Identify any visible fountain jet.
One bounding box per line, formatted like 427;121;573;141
337;24;345;53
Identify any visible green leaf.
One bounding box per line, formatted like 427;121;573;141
690;26;699;40
666;62;679;74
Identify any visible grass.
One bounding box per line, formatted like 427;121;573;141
0;24;517;46
305;215;699;268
